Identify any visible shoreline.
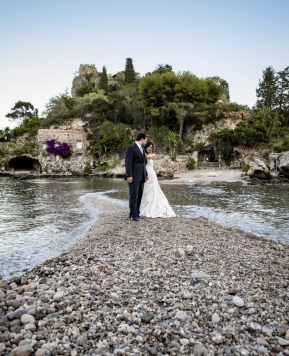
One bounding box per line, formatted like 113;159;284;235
1;197;289;355
160;169;247;185
1;169;289;186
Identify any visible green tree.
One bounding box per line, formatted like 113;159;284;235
73;91;109;113
42;92;75;127
256;66;278;109
0;127;11;141
13;116;42;137
6;101;38;123
276;66;289;114
92;120;130;157
147;125;170;148
209;76;230;101
124;58;136;84
99;66;108;94
153;63;173;74
140;71;223;138
164;130;181;160
249;106;281;140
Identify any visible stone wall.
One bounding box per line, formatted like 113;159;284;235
38;129;91;175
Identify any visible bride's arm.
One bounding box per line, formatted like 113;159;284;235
145;153;155;160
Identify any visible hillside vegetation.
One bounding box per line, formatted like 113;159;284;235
1;61;289;166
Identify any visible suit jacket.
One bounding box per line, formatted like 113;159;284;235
125;143;147;182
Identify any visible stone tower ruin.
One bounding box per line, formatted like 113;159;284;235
71;64;101;97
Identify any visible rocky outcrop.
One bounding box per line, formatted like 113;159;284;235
58;118;86;131
184;112;246;147
71;64;100;97
279;151;289;178
268;153;279;177
247;159;272;180
241;152;289;181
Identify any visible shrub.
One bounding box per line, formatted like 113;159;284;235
96;164;108;171
84;165;92;174
12;116;42;138
186;156;196;170
5;141;38;157
273;137;289;153
92;121;130;158
4;159;9;170
195;142;205;151
242;164;250;172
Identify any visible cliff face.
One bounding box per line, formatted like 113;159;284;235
184;111;246;147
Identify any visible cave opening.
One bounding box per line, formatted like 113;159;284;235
9;156;42;173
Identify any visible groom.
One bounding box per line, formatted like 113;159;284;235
125;133;148;221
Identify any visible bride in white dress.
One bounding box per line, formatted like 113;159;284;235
140;142;176;218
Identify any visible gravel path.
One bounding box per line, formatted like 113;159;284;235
1;196;289;355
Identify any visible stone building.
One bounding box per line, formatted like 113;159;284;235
38;129;90;175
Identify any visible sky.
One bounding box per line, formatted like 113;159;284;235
1;0;289;129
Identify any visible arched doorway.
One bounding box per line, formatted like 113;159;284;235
198;148;219;168
9;156;42;173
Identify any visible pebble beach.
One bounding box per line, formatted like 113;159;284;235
1;195;289;356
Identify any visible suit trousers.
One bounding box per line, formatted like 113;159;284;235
128;179;144;218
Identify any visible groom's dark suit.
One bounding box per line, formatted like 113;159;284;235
125;143;147;219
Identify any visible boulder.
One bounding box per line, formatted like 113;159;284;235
247;159;271;180
279;151;289;178
268;153;279;176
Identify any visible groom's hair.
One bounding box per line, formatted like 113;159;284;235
136;133;147;141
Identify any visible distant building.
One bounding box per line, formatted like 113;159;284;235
38;129;90;175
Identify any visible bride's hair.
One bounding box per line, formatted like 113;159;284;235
144;142;154;153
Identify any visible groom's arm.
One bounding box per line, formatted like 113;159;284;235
125;145;133;182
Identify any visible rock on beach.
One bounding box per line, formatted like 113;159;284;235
0;196;289;355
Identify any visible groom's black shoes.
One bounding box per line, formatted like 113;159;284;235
130;216;138;221
136;215;144;220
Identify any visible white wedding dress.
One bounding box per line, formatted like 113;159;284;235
140;159;176;218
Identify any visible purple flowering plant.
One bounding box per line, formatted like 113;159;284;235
45;139;72;159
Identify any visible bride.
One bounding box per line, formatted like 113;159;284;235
140;142;176;218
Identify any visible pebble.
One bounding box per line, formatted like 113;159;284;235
21;314;35;325
10;345;33;356
211;312;220;323
257;345;268;353
233;296;244;307
175;310;187;321
183;291;193;299
140;313;154;323
191;271;210;279
193;344;207;356
257;337;269;346
278;337;289;346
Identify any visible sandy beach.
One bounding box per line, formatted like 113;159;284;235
160;169;246;185
1;194;289;355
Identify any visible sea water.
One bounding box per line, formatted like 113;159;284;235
0;177;288;279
